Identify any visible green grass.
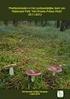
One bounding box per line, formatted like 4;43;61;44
0;22;70;89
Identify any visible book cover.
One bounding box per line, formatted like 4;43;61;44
0;0;70;99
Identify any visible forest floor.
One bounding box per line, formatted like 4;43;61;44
0;22;70;89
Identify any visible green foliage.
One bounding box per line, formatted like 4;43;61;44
0;21;70;89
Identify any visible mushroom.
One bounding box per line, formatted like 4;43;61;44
48;64;62;76
1;63;17;76
26;69;41;89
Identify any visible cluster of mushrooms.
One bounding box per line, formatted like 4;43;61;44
2;63;63;89
25;64;63;89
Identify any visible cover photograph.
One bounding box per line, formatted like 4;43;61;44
0;0;70;99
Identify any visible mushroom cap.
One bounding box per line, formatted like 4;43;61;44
48;64;62;73
26;69;41;76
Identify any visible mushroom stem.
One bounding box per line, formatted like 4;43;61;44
53;72;56;76
31;76;35;82
9;67;14;76
28;76;35;89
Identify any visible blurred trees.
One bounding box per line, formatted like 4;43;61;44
0;20;70;31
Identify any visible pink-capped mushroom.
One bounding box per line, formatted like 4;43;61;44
48;64;62;76
26;69;41;77
26;69;41;89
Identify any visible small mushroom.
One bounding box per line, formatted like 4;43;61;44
26;69;41;89
48;64;62;76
